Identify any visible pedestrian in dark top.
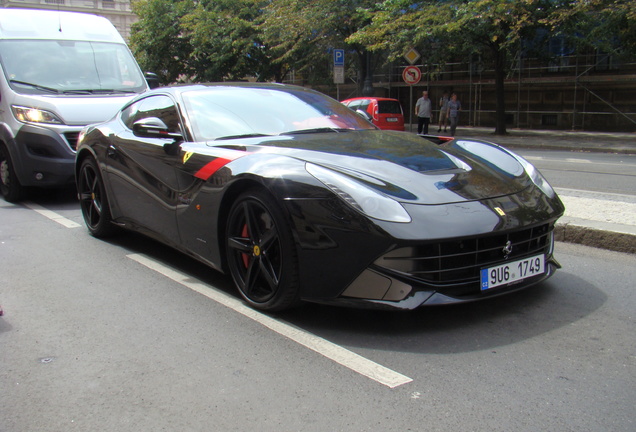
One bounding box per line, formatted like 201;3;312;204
438;92;449;133
447;93;461;136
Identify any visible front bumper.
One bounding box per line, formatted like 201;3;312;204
10;124;79;187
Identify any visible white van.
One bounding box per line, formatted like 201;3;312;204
0;9;150;202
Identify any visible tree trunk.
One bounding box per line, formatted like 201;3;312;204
493;47;508;135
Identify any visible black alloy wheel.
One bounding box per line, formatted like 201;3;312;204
226;189;299;311
78;157;116;238
0;144;26;203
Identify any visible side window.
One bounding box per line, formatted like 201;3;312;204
347;100;361;111
121;100;141;129
122;95;181;133
359;100;371;112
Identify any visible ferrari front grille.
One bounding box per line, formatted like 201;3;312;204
375;223;553;287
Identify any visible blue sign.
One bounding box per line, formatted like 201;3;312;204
334;49;345;66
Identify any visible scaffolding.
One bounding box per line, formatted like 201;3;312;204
330;53;636;132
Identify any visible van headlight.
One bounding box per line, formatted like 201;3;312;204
12;105;64;125
306;163;411;223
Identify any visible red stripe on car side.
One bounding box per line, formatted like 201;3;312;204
194;157;235;180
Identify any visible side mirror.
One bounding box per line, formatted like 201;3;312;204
145;72;161;89
132;117;183;141
355;109;373;122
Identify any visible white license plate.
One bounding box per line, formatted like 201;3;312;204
386;117;398;122
480;254;545;290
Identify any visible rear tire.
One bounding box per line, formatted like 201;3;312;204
77;157;116;238
0;144;26;203
226;189;300;311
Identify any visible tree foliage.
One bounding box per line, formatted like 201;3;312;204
130;0;274;83
259;0;378;90
130;0;195;84
129;0;634;132
350;0;558;134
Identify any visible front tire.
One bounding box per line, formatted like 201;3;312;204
0;144;26;203
226;189;300;311
77;157;116;238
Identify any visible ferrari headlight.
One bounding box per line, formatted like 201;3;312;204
512;154;555;198
306;163;411;223
12;105;64;125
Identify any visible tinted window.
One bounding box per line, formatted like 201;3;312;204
377;100;402;114
121;100;141;129
182;87;375;141
122;95;181;133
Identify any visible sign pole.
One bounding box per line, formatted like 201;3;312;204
402;65;422;133
333;49;345;99
409;86;413;133
403;50;421;133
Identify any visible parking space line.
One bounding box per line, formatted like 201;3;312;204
24;202;82;228
127;253;414;389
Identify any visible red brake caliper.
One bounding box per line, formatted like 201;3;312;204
241;224;249;268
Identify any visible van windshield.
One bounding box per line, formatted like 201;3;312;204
0;40;146;94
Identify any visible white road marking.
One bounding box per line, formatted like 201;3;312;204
24;202;82;228
127;252;414;389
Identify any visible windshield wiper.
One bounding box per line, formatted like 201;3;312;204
281;127;353;135
10;80;60;94
62;89;136;95
214;133;272;141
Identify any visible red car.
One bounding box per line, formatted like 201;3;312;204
341;97;405;131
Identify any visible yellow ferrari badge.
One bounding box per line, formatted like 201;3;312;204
494;207;506;216
183;151;194;164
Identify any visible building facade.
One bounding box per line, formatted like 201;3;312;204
321;52;636;132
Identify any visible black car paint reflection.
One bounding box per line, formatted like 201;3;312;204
75;83;564;312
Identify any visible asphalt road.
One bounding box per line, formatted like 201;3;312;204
1;171;635;431
516;149;636;196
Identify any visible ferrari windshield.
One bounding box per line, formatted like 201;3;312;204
182;86;376;141
0;40;146;94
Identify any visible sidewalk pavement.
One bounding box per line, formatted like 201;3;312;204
417;125;636;254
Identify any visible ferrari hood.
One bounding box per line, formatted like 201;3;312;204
225;130;534;205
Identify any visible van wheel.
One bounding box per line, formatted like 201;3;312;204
0;144;26;203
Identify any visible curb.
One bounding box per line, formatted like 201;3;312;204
555;223;636;254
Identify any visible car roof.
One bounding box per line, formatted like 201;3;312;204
341;97;400;103
0;9;125;43
149;82;310;96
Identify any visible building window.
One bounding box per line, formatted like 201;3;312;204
542;115;558;126
45;0;66;4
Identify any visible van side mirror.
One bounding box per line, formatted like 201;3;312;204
145;72;161;89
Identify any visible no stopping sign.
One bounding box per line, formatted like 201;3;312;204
402;66;421;85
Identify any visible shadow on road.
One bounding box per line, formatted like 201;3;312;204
103;230;606;355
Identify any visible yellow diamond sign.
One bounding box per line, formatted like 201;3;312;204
404;48;420;65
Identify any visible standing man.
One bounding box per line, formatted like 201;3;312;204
438;91;449;133
415;90;432;135
447;93;462;136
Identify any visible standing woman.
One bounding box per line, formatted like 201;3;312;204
447;93;461;136
438;92;449;133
